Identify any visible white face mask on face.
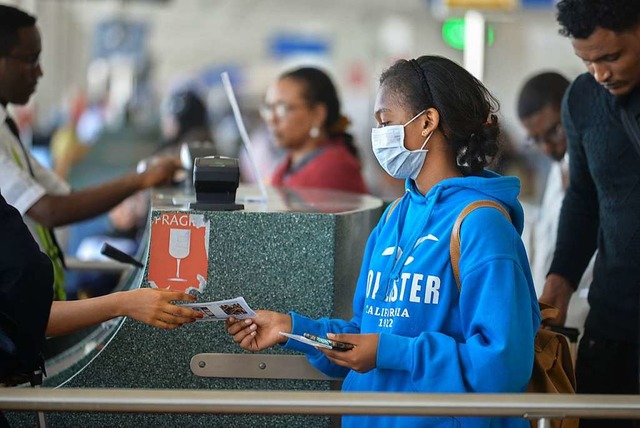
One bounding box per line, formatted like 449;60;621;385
371;110;433;180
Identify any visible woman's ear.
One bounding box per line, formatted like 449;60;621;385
421;108;440;136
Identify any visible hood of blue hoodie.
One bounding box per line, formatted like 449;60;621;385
371;169;527;305
405;169;524;234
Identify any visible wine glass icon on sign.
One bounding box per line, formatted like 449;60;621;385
168;228;191;282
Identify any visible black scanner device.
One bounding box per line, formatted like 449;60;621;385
190;156;244;211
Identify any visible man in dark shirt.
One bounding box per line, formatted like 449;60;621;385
541;1;640;427
0;191;53;426
1;188;201;428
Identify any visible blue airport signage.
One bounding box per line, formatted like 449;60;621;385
522;0;556;8
269;33;330;59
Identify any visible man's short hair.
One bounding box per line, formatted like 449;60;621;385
557;0;640;39
0;5;37;56
517;72;570;119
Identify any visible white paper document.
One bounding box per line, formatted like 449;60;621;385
278;331;332;349
179;296;256;321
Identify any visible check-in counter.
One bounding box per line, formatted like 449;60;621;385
8;184;382;427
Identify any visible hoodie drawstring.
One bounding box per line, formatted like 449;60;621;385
377;186;443;301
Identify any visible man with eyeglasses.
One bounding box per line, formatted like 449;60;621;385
518;72;568;163
0;5;180;300
517;71;592;334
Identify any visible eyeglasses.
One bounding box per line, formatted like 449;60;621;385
527;122;564;146
5;53;41;69
259;101;306;121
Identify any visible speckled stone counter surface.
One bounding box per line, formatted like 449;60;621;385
8;185;382;428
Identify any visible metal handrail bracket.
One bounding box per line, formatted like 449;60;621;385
190;353;339;381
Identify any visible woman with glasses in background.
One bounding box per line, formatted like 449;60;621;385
260;67;368;194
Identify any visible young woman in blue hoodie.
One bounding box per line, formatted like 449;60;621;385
226;56;541;428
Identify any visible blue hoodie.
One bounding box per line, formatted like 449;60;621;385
283;171;541;428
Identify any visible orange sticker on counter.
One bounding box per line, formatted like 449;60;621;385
148;213;209;293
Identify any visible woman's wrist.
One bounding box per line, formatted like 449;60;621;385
110;291;128;318
277;313;293;343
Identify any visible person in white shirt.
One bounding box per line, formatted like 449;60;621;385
517;71;592;331
0;5;179;301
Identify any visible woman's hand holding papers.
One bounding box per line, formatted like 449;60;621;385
318;333;379;373
119;288;203;329
47;288;203;336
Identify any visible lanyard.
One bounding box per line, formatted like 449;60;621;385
7;121;67;300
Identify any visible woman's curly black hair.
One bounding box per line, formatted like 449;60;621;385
557;0;640;39
379;56;500;176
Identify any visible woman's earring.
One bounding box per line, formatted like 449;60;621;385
310;126;320;138
421;129;429;137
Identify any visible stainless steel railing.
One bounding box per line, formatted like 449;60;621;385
2;388;640;427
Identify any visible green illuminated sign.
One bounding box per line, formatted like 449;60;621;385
442;18;495;50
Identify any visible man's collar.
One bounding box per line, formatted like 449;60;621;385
616;84;640;106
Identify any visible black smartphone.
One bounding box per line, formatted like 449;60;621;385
303;333;354;352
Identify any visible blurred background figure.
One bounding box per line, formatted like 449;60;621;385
50;88;89;179
66;191;148;300
517;71;591;331
262;67;368;194
156;88;213;157
238;119;285;185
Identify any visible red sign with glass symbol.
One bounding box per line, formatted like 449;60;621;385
148;213;209;293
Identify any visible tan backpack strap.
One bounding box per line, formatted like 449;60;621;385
449;200;511;292
538;301;560;322
385;197;402;223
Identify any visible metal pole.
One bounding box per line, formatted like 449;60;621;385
30;369;46;428
463;9;486;81
537;418;551;428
